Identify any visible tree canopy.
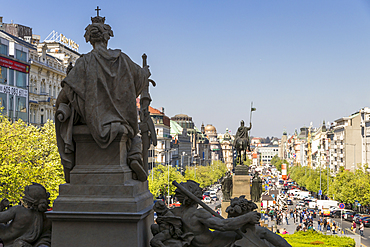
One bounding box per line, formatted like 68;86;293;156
149;161;227;199
289;164;370;206
0;117;65;205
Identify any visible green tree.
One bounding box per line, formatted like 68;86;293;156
184;161;227;188
0;118;64;205
148;164;185;199
271;155;288;172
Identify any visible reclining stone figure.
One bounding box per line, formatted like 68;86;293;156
0;183;51;247
150;180;292;247
151;200;194;247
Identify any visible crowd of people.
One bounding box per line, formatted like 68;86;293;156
261;206;348;235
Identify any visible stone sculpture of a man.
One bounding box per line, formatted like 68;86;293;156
56;13;150;182
251;172;263;202
221;171;233;201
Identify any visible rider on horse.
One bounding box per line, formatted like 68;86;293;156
234;120;252;164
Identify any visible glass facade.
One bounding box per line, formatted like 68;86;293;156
0;66;7;84
8;95;13;119
16;71;27;88
8;69;14;86
0;92;6;114
16;49;27;62
0;44;7;55
16;96;27;121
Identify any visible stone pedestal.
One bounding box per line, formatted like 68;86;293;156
232;175;251;200
47;125;153;247
221;201;230;218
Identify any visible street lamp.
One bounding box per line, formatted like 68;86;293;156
345;143;356;172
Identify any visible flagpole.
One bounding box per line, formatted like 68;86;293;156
249;101;253;125
248;102;253;151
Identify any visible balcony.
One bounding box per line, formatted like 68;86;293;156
339;154;344;158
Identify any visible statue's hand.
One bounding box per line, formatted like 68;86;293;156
144;65;151;78
245;211;260;224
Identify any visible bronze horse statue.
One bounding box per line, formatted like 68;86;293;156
235;138;250;165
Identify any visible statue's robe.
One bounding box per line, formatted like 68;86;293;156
56;46;147;172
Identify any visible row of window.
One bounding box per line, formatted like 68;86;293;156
0;67;27;88
29;81;60;97
0;44;27;62
0;92;27;121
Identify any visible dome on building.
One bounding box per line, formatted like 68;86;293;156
173;114;189;118
171;114;194;129
205;124;216;133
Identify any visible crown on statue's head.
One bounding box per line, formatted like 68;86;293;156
91;16;105;24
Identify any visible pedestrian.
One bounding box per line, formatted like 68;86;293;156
317;217;322;231
296;224;302;232
352;220;357;233
307;222;313;230
269;208;274;221
360;221;364;237
332;222;336;234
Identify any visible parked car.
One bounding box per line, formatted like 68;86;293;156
331;209;353;218
210;191;218;201
203;197;212;203
355;216;370;224
344;212;358;221
307;208;316;218
362;218;370;227
353;214;369;223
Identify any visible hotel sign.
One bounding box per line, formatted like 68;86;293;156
60;34;79;51
0;56;30;73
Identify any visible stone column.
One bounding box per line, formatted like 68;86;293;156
47;125;153;247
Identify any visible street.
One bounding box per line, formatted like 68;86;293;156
263;201;370;246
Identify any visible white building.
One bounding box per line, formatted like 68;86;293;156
329;112;361;172
257;144;279;165
28;41;79;126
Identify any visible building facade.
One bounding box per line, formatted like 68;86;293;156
0;31;30;122
329;111;362;172
256;145;279;165
0;19;80;126
218;128;234;171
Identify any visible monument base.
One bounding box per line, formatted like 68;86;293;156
221;201;230;218
48;126;153;247
232;175;251;200
48;207;153;247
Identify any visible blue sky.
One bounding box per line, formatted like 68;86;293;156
2;0;370;137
